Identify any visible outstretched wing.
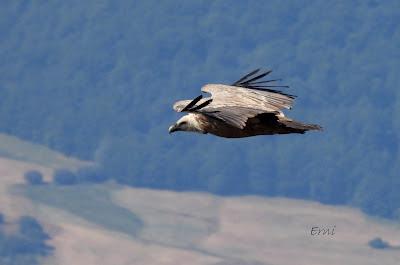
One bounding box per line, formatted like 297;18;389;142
201;84;294;113
202;69;295;113
172;69;296;128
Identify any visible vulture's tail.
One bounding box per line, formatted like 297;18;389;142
280;119;323;134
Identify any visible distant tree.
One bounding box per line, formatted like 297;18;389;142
18;216;53;257
24;170;44;185
53;169;77;185
0;213;4;225
18;216;49;241
0;216;53;264
368;237;391;249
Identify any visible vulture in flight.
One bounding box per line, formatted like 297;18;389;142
169;69;322;138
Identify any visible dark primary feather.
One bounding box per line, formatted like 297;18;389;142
241;70;272;84
252;85;289;88
232;69;271;85
250;79;282;84
190;99;213;111
232;69;295;98
180;96;213;113
232;68;260;85
181;95;203;112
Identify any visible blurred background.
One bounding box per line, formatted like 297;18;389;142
0;1;399;264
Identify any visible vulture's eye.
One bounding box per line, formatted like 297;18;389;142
180;121;187;126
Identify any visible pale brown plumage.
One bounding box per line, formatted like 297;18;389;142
169;69;322;138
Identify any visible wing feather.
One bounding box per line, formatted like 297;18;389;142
199;106;265;129
201;84;295;112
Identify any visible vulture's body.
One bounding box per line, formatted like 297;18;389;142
169;69;322;137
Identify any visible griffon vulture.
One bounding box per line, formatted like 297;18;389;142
169;69;322;138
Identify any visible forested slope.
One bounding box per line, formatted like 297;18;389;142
0;1;399;218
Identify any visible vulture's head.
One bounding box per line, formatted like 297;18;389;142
169;114;205;134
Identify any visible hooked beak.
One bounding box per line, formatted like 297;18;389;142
168;124;179;134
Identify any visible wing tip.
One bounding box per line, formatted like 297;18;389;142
232;68;295;98
181;95;203;112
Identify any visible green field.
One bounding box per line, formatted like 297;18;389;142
0;133;87;169
22;184;143;237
